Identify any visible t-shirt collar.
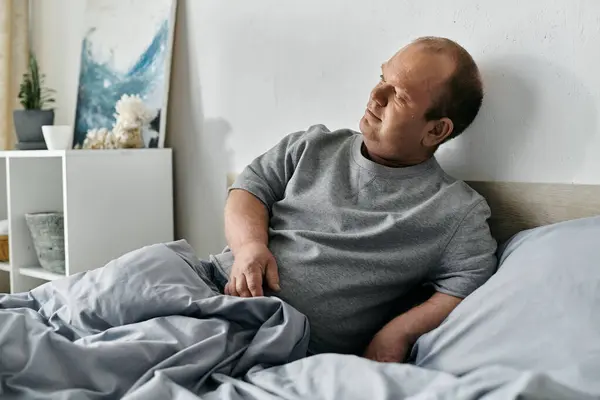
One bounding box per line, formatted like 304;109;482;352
351;135;439;178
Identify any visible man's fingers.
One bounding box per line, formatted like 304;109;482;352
228;276;239;297
245;271;264;297
236;274;252;298
264;258;281;292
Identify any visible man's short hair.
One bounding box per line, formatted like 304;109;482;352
414;37;483;142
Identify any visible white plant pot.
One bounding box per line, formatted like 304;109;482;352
42;125;74;150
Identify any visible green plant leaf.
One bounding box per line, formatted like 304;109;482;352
17;52;56;110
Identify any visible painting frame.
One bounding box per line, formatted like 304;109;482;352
72;0;178;149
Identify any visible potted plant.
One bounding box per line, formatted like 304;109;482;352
13;52;56;149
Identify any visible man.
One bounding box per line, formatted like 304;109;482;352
209;36;497;362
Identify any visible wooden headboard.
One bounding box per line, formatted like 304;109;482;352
467;181;600;243
227;173;600;243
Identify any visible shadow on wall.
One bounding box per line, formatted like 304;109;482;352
166;0;234;258
437;54;597;183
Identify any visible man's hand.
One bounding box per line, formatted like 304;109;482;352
224;242;280;297
363;292;462;363
363;326;411;363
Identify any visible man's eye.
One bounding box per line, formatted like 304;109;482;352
395;92;407;103
380;74;385;82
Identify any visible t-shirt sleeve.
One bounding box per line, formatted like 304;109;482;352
229;130;307;213
428;200;498;299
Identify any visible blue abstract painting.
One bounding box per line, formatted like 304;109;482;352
73;0;176;148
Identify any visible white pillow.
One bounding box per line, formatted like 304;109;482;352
413;216;600;392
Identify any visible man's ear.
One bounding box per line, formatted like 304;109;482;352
423;118;454;147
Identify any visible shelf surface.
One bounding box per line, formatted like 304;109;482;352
19;266;65;281
0;262;9;272
0;148;172;159
0;150;64;158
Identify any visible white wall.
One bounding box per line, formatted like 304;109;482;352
32;0;600;257
31;0;86;129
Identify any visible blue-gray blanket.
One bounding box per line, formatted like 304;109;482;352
1;240;598;399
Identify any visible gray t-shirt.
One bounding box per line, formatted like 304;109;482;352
212;125;497;355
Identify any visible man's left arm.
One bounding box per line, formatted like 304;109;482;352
364;199;498;363
364;292;461;362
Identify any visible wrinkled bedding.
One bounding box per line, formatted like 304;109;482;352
0;239;598;399
0;241;309;399
203;354;599;400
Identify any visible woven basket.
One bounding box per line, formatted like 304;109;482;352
25;212;65;274
0;235;8;262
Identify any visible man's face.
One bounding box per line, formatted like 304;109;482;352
359;43;455;166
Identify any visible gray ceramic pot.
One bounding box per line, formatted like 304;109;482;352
13;109;54;146
25;212;65;274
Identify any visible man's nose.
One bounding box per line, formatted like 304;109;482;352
371;83;389;107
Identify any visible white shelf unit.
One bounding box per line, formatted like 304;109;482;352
0;149;174;294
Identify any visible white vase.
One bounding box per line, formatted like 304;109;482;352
42;125;74;150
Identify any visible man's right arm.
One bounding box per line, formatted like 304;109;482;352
225;189;269;252
223;189;279;297
222;129;308;297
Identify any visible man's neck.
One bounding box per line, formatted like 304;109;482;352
361;144;431;168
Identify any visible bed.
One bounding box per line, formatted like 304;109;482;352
1;180;599;399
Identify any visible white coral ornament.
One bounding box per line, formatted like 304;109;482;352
81;128;114;149
112;94;157;148
114;94;157;129
76;94;157;150
113;121;144;149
